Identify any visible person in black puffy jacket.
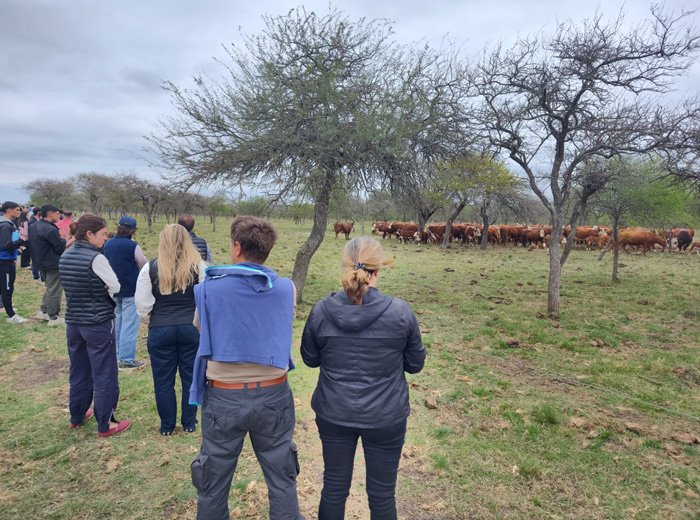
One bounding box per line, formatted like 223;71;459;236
301;236;425;520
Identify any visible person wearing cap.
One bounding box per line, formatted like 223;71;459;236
300;236;426;520
0;201;28;323
32;204;67;325
189;216;303;520
103;216;148;369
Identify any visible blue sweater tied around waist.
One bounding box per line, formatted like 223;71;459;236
189;262;296;406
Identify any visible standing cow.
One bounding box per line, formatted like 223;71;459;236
334;221;355;240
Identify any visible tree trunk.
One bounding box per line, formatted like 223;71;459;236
291;172;334;303
611;216;620;282
147;211;153;233
480;205;489;250
442;201;466;250
547;214;563;318
212;215;217;233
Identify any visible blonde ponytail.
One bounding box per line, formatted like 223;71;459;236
340;237;394;305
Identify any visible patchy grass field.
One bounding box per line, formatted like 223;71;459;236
0;217;698;520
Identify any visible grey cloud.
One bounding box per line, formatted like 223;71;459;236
1;0;698;202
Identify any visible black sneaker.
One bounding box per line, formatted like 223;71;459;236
118;360;145;370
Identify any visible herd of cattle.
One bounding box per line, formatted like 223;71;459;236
333;221;698;254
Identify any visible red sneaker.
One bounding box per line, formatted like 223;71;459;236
69;408;94;429
98;420;132;438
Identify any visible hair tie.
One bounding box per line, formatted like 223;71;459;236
354;262;366;271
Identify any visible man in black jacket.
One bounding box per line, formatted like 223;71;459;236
32;204;66;325
0;201;28;323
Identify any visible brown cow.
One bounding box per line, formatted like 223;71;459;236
334;220;354;240
687;241;700;254
667;228;695;252
396;227;418;243
371;221;392;239
617;227;667;254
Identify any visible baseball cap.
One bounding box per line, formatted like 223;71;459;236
118;216;138;230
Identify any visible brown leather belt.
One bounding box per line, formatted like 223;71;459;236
210;374;287;390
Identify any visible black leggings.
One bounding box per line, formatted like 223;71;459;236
316;416;407;520
0;260;17;317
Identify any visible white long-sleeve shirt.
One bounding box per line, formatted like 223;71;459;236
92;254;121;298
135;260;207;319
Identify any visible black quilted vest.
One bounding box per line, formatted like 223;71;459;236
59;241;116;325
148;259;197;328
189;231;208;261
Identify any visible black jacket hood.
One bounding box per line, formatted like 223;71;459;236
320;287;393;332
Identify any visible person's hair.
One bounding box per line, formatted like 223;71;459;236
230;216;277;264
63;211;73;218
177;214;195;232
1;201;20;212
70;213;107;241
40;204;59;217
157;224;203;295
19;209;29;224
116;225;135;238
341;236;395;305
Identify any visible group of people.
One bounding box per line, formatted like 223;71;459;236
0;202;71;324
3;202;426;520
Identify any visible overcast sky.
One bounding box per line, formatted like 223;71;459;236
1;0;698;204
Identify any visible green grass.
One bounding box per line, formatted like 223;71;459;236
0;216;699;519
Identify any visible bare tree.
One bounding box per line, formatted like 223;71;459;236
134;180;169;232
148;8;398;301
24;178;75;208
472;5;700;317
75;172;114;213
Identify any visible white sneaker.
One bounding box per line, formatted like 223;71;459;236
47;316;65;326
36;311;50;320
7;315;28;324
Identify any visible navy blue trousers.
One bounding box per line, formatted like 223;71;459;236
147;324;199;433
316;417;407;520
66;321;120;433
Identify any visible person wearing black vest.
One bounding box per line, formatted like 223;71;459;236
135;224;207;436
103;216;148;369
301;237;426;520
58;213;132;438
177;214;211;262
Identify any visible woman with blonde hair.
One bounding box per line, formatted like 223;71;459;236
135;224;208;435
301;236;426;520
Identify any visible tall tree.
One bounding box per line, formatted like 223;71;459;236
148;8;396;301
75;172;114;213
472;6;700;317
24;178;75;208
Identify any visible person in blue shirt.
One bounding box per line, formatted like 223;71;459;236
190;216;303;520
0;201;28;323
103;216;148;369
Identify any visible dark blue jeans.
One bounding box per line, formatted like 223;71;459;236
66;321;120;433
147;324;199;433
316;416;407;520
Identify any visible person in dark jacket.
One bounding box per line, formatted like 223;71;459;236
103;216;147;369
59;213;131;438
177;214;211;262
135;224;207;435
0;201;28;323
27;208;42;280
32;204;66;324
301;236;426;520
